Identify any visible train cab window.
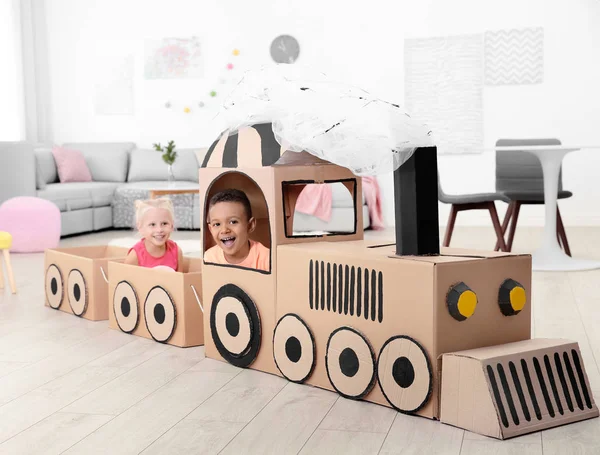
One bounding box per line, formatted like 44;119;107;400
203;172;272;274
282;180;358;238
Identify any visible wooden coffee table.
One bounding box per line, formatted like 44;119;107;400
146;183;200;199
149;188;199;199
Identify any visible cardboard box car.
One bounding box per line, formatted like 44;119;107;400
44;245;129;321
440;338;599;439
107;257;204;347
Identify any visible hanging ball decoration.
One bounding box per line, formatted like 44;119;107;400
226;63;234;70
165;101;171;108
198;101;205;108
183;107;191;113
232;49;240;56
210;90;217;97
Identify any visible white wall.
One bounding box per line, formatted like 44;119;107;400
0;0;25;140
383;0;600;228
42;0;600;226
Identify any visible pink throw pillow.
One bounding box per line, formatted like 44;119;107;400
52;146;93;183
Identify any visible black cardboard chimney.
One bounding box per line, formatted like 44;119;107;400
393;146;440;256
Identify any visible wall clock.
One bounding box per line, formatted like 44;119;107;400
270;35;300;64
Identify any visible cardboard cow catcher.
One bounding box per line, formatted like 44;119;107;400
108;257;204;347
44;245;128;320
441;338;598;439
197;65;597;440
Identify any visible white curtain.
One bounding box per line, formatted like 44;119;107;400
0;0;25;141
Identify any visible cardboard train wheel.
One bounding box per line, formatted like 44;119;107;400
144;286;177;343
210;284;261;368
45;264;64;309
377;335;432;414
326;327;376;400
67;269;88;317
273;313;316;383
113;280;139;334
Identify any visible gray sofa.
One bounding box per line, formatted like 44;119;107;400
1;142;205;236
0;141;371;238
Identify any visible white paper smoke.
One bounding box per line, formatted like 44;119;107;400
214;64;434;176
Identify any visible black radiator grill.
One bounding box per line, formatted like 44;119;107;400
309;260;383;323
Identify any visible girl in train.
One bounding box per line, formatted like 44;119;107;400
124;198;183;272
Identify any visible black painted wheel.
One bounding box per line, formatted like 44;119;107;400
45;264;63;309
273;314;315;383
144;286;177;343
113;280;139;333
325;327;376;400
67;269;88;317
376;335;432;413
210;284;261;368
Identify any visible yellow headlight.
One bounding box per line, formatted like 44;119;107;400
498;279;526;316
447;282;477;321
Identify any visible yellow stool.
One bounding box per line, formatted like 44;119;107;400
0;232;17;294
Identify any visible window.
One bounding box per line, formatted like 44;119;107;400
282;179;358;238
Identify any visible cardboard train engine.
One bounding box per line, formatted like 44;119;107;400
198;125;598;440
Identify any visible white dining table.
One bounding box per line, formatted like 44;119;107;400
494;144;600;272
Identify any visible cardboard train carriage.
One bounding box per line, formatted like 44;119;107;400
107;257;203;347
198;124;599;439
44;246;129;320
44;246;204;348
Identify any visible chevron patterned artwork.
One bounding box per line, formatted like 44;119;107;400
404;34;484;155
485;27;544;85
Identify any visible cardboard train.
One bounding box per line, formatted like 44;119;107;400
43;123;598;439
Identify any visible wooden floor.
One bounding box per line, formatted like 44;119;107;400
0;226;599;454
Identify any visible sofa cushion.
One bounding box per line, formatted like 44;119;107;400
88;182;121;207
37;182;119;212
52;146;93;183
127;148;200;183
329;182;366;207
177;148;204;182
62;142;134;182
34;148;59;189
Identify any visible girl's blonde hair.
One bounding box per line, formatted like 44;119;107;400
134;198;175;229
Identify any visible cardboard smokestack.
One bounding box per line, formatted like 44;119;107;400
393;146;440;256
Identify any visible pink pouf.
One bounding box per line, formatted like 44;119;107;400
0;197;61;253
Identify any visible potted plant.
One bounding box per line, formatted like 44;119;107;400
153;140;178;184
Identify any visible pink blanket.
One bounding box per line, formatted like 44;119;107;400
295;177;385;230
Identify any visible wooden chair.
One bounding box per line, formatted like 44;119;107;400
0;232;17;293
494;138;572;255
438;174;510;251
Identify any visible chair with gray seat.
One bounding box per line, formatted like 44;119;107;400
494;138;572;255
438;173;510;251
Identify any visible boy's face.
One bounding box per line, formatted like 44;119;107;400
207;201;255;259
138;208;174;248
